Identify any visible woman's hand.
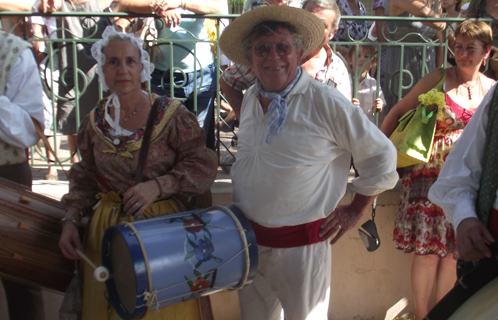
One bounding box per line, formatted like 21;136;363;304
59;221;83;260
122;179;163;218
161;9;182;28
352;98;361;107
150;0;181;12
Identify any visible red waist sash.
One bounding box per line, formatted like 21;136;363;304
489;208;498;239
249;218;326;248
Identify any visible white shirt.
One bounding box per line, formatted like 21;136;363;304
0;49;45;148
231;73;398;227
428;84;498;231
353;73;386;124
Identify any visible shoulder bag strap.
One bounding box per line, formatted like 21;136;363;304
135;97;162;185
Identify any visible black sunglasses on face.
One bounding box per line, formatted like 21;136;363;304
358;219;380;252
250;41;297;58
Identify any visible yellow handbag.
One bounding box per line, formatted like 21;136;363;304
389;68;446;168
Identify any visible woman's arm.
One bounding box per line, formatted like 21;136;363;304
60;118;100;223
389;0;445;31
435;31;445;68
380;68;444;137
116;0;222;14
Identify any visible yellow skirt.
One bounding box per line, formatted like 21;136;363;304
82;191;202;320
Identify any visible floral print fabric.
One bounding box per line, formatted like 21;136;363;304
61;95;218;220
393;94;477;257
333;0;368;43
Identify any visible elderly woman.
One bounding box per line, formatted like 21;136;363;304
58;26;218;320
381;20;495;320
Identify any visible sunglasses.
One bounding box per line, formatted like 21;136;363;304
250;41;297;58
358;219;380;252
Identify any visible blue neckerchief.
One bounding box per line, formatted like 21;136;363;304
257;66;302;144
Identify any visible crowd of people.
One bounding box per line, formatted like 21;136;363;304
1;0;498;319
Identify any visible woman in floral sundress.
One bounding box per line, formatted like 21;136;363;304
381;20;495;320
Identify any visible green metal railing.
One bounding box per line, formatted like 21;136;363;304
0;12;490;169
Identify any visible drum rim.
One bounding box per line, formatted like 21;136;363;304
102;226;149;320
425;254;498;320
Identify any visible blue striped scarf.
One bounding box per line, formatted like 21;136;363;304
257;66;302;144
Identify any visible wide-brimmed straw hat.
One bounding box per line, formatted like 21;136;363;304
219;5;324;67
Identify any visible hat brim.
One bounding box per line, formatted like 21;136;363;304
219;6;325;67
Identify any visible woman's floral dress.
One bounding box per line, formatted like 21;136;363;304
393;94;477;257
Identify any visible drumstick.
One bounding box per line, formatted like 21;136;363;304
76;249;110;282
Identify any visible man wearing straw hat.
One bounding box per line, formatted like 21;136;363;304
220;0;351;121
219;5;398;320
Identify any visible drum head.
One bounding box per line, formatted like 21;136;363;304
110;231;137;315
448;277;498;320
102;227;149;320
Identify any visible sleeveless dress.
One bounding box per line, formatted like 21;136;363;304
393;93;476;257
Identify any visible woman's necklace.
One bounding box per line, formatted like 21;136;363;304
455;68;479;100
119;106;139;125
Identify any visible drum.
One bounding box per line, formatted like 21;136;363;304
0;177;74;292
101;204;258;320
425;243;498;320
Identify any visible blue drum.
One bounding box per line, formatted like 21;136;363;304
101;204;258;319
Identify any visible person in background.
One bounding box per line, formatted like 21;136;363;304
332;0;368;58
383;0;446;115
0;27;46;320
39;0;115;166
428;0;498;276
219;5;398;319
370;0;387;86
220;0;352;121
442;0;462;18
460;1;469;17
116;0;223;149
442;0;462;65
32;0;61;180
347;44;386;125
380;20;495;320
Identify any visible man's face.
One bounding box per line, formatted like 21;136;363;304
303;2;336;45
249;27;303;93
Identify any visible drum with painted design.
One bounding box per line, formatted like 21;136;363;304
101;204;258;320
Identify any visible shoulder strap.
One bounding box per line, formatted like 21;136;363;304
434;67;447;92
135;97;162;185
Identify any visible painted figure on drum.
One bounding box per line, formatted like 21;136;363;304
58;26;218;320
219;6;399;320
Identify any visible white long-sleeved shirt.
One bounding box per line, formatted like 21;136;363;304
0;49;45;148
231;73;398;228
428;83;498;231
429;84;498;230
353;73;386;124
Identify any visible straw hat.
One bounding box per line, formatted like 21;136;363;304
219;5;325;67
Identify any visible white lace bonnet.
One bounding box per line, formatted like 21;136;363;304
91;26;155;91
